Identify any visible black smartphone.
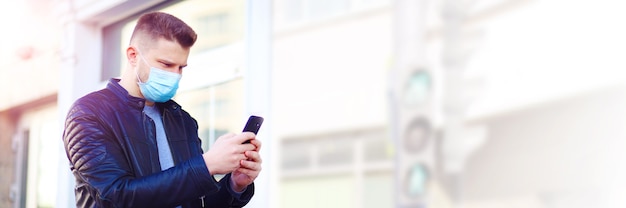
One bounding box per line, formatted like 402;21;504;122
242;115;264;143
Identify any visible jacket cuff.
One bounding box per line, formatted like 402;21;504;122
188;155;221;194
223;174;255;202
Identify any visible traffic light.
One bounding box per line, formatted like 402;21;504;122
389;67;438;208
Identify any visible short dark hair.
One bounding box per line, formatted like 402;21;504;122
130;11;197;48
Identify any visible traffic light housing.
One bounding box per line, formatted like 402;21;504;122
390;67;438;207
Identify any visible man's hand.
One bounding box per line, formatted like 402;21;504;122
231;139;262;192
202;132;256;175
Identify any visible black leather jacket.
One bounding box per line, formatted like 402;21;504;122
63;78;254;208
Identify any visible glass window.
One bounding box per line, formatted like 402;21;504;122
174;78;245;151
318;137;354;167
102;0;247;150
364;133;393;162
281;139;312;171
14;105;59;208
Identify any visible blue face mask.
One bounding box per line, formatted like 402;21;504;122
136;51;181;103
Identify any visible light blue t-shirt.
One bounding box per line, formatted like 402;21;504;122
143;105;174;171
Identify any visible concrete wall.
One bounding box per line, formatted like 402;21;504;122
463;84;626;207
0;1;60;111
0;112;16;208
272;6;392;137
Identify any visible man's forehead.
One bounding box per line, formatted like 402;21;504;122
142;38;190;65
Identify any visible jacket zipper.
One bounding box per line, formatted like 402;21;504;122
200;195;205;207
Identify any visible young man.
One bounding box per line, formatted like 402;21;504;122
63;12;262;208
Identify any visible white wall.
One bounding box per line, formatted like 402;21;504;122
439;1;626;205
462;84;626;208
272;7;392;137
465;0;626;119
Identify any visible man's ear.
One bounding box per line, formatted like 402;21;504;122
126;46;138;67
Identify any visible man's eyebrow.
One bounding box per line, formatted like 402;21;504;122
155;57;187;68
156;58;174;64
158;58;182;65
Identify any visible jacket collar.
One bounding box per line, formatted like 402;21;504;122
107;78;146;109
106;78;182;112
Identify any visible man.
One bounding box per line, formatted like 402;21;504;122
63;11;262;208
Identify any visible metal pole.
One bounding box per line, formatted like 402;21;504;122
245;0;274;207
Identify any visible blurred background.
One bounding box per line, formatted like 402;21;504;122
2;0;626;207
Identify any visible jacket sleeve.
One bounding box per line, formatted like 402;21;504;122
199;172;255;207
64;102;221;208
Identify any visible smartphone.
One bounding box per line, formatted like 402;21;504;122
242;115;264;143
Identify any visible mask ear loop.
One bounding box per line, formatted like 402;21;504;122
135;68;145;84
134;47;149;84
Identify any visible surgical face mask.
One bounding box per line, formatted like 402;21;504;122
136;50;181;102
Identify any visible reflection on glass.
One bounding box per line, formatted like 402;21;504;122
174;78;245;152
159;0;245;54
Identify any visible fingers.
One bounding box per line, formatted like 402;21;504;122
232;149;262;182
234;132;256;144
235;166;260;177
219;132;256;152
236;156;261;179
238;159;261;175
217;132;252;144
239;151;262;170
217;133;237;140
244;150;261;163
249;139;262;151
234;133;257;153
